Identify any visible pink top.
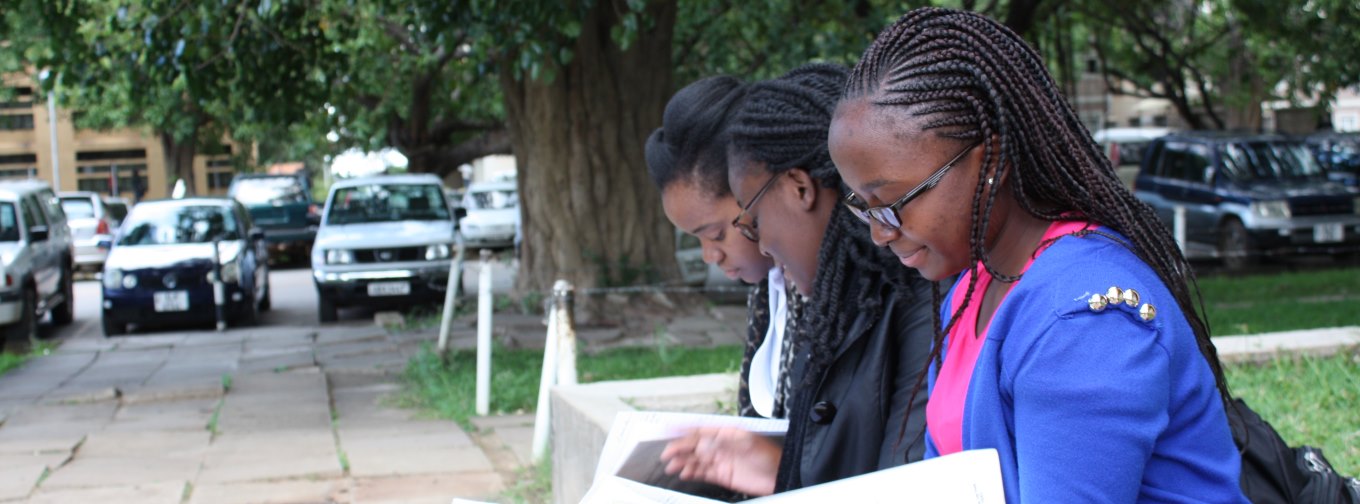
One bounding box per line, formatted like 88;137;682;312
926;220;1094;455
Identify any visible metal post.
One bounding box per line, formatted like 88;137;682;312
474;248;493;416
435;242;467;358
46;92;61;189
1173;205;1187;255
211;240;226;331
530;286;561;462
553;280;578;386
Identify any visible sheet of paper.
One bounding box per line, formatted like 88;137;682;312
747;448;1004;503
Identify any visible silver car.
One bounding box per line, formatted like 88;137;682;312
0;181;75;351
58;191;122;271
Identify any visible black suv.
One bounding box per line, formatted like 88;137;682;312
227;173;319;263
1134;132;1360;269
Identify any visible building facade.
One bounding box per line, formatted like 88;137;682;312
1;75;243;200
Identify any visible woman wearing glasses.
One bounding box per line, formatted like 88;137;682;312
828;9;1245;502
659;64;936;495
645;76;805;421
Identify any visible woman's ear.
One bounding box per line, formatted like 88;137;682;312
783;168;819;211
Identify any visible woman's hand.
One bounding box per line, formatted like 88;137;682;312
660;426;783;496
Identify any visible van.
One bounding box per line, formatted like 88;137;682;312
1093;127;1173;188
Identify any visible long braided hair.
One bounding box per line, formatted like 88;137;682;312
730;63;922;379
842;7;1232;416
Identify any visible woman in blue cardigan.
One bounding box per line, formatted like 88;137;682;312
827;8;1247;503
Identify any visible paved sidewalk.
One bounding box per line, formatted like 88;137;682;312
0;324;525;504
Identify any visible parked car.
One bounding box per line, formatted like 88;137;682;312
100;198;271;335
104;196;130;225
459;181;518;248
0;180;75;351
311;174;464;322
228;173;319;263
1134;132;1360;270
58;191;122;272
1304;131;1360;187
1093;127;1173;188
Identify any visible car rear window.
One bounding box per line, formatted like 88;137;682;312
230;177;308;205
466;189;518;210
59;197;97;219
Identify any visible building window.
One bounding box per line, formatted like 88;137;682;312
207;171;234;190
1152;115;1168;127
77;178;112;194
0;154;38;165
1340;114;1359;132
0;167;36;180
76;149;147;162
0;114;35;130
1;87;34;110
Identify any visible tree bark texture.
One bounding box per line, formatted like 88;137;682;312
501;0;679;295
160;131;198;196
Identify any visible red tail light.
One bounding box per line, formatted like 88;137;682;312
96;219;110;235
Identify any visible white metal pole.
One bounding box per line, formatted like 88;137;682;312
553;280;578;386
530;288;561;462
1173;205;1187;255
435;242;466;357
474;248;493;416
47;92;61;189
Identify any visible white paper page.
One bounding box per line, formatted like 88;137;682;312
591;411;789;488
745;449;1005;504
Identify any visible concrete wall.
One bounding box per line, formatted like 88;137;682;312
549;373;738;504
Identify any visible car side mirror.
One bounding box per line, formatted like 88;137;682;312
29;225;48;242
454;207;468;221
249;228;266;241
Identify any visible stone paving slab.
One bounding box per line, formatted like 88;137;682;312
105;398;219;432
350;473;503;504
76;430;211;459
26;480;186;504
1213;327;1360;363
0;454;67;501
0;353;98;401
113;334;188;350
237;350;315;375
470;414;536;467
217;371;331;432
188;479;345;504
242;329;316;350
0;402;116;455
321;350;408;376
40;456;201;489
342;428;491;476
197;430;341;484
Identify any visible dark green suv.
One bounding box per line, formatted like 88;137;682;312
228;174;319;263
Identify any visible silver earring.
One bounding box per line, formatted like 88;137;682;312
986;177;994;185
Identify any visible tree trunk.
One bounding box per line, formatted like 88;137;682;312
160;131;198;196
501;0;679;298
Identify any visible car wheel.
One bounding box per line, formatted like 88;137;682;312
101;314;126;337
259;281;272;312
2;288;38;353
235;288;259;327
318;292;338;323
52;264;75;326
1219;218;1256;271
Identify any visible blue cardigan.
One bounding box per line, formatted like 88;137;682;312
927;228;1247;503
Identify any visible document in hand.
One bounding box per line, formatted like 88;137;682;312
580;411;1005;504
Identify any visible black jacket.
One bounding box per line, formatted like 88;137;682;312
773;206;935;492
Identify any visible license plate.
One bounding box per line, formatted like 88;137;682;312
153;291;189;312
1313;223;1344;243
367;281;410;297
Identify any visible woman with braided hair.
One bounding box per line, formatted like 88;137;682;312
659;63;936;495
828;7;1246;502
644;76;804;421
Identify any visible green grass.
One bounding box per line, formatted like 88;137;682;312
1226;352;1360;477
399;342;742;429
1196;267;1360;335
498;457;553;504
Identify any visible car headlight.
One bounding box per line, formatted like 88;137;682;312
326;249;354;264
425;244;451;261
104;268;123;289
221;258;242;284
122;272;138;290
1251;200;1291;219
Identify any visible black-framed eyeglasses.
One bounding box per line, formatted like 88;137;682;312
844;142;979;230
731;173;781;242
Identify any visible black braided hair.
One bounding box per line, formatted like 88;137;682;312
644;75;750;196
842;7;1232;426
730;63;924;379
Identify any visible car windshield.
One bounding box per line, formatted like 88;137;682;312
326;183;450;224
0;203;18;242
231;177;308;205
59;197;97;219
466;189;517;210
117;204;241;245
106;202;128;223
1219;142;1326;181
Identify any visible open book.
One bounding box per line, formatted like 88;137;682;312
581;411;1005;503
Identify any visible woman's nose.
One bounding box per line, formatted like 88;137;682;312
868;220;901;247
